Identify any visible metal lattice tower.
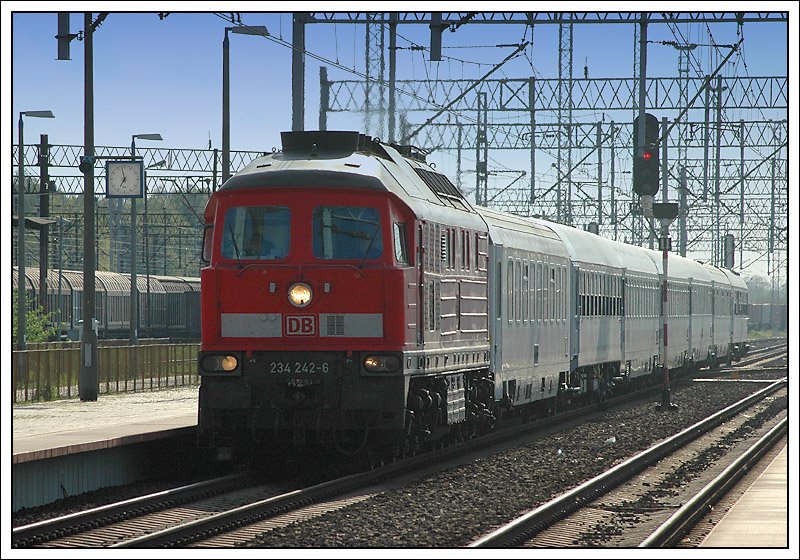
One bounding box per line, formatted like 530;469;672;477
476;92;488;205
364;13;386;138
557;18;574;224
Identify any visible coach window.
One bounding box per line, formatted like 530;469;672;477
496;265;503;320
313;206;383;260
579;271;585;317
555;266;563;321
222;206;290;260
393;222;409;265
543;264;550;320
523;264;529;322
534;263;540;320
506;259;514;323
516;261;522;323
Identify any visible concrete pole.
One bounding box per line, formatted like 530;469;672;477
17;114;27;380
80;11;98;401
292;13;306;131
222;28;230;183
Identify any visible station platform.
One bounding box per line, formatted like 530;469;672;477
11;386;199;464
700;443;789;548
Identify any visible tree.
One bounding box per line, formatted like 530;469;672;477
12;290;56;344
743;274;787;305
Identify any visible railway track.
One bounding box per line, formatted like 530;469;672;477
640;417;787;548
12;473;262;548
467;379;786;548
13;343;786;548
11;370;687;548
722;343;786;370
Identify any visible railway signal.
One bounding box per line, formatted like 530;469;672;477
632;113;660;196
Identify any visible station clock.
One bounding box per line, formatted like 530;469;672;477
106;160;144;198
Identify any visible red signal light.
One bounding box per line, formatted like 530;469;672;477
642;151;652;161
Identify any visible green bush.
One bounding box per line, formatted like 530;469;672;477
748;328;787;340
11;290;56;344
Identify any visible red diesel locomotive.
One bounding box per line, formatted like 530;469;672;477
198;131;494;462
197;130;749;464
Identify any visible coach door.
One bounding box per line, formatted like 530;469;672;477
569;264;580;373
620;274;627;372
417;223;425;347
488;243;504;375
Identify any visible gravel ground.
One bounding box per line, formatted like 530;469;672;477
12;360;785;537
244;379;779;548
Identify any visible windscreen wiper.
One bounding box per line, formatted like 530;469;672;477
228;222;242;267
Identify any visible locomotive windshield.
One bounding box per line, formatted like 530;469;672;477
313;206;383;260
221;206;290;260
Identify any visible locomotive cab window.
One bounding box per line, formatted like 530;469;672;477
393;222;409;265
221;206;290;261
313;206;383;260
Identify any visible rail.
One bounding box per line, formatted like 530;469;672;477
11;340;200;403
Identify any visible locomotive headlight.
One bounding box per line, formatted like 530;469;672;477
200;354;239;374
288;282;313;307
363;355;401;373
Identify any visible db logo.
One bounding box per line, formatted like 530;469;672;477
285;315;316;336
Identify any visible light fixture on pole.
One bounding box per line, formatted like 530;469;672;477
129;133;162;343
16;110;54;384
653;202;679;412
222;25;268;185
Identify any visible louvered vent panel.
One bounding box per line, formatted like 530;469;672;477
325;314;346;336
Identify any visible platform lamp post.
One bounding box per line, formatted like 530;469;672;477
129;133;162;345
223;24;269;184
653;201;679;411
16;110;54;386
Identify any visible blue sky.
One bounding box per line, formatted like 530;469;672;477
4;5;797;280
8;8;791;151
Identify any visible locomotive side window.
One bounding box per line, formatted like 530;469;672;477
463;231;470;270
313;206;383;260
393;222;409;264
221;206;290;260
202;225;213;264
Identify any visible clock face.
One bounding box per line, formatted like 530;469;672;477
106;161;144;198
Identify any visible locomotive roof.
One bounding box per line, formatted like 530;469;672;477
217;131;487;231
